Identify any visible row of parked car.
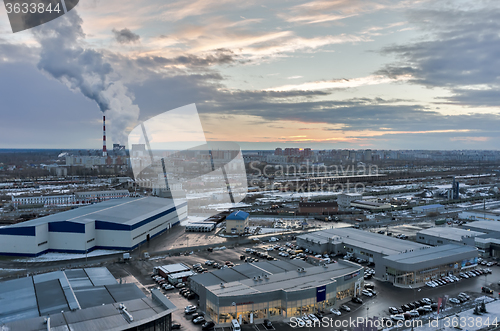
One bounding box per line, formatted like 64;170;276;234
291;313;323;327
184;305;215;330
151;274;176;290
390;292;471;321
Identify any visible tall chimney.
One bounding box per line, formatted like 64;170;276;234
103;115;107;157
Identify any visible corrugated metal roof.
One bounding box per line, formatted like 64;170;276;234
417;227;485;242
383;244;477;264
298;228;426;255
6;197;176;228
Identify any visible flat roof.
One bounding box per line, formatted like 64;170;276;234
463;220;500;233
157;263;190;274
0;268;177;330
417;227;485;242
383;244;477;265
414;204;445;210
191;259;313;288
205;260;362;297
4;197;181;228
299;228;427;256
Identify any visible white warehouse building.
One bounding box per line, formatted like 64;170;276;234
0;197;187;256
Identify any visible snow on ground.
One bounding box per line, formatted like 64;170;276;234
249;226;284;234
14;249;124;262
180;215;209;226
205;202;252;211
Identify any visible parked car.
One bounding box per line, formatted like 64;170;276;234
202;321;215;330
352;297;363;304
193;317;206;324
449;298;461;304
176;283;186;288
172;323;181;329
389;307;399;314
295;318;305;327
391;314;405;321
340;305;351;312
330;308;341;316
184;305;197;314
361;290;373;297
263;319;273;328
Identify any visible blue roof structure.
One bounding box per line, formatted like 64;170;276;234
226;210;249;221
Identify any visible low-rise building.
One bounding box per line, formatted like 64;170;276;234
225;210;249;235
459;209;500;222
298;201;338;214
297;228;479;287
416;227;485;247
413;204;445;214
189;259;363;324
0;267;177;330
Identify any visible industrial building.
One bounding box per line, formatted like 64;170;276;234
380;244;478;286
189;259;363;324
0;197;187;256
225;210;249;234
0;267;176;330
298;201;338;214
297;228;478;287
462;221;500;258
11;190;130;208
350;200;391;211
185;222;217;232
459;209;500;222
413;204;445;214
337;193;362;208
416;227;485;247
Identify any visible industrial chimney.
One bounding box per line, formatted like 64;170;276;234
103;115;107;157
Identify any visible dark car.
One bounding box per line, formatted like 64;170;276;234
207;247;213;252
352;297;363;304
389;307;399;314
172;323;181;329
401;304;411;312
186;293;196;300
417;307;427;315
191;313;204;320
202;321;215;330
264;319;273;328
180;288;189;295
407;303;415;309
364;283;375;290
193;317;206;325
482;287;493;294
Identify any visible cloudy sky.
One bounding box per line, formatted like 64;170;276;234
0;0;499;150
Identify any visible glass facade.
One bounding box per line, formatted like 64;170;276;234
205;274;363;324
386;258;478;286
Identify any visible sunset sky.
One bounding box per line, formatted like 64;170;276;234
1;0;499;150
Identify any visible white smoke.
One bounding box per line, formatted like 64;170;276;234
32;10;139;144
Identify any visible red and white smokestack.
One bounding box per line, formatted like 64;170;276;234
103;115;107;157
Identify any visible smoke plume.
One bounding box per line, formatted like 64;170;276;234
32;10;139;144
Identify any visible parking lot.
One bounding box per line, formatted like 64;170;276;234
107;233;500;331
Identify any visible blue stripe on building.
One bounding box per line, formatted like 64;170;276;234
48;221;85;233
0;226;36;236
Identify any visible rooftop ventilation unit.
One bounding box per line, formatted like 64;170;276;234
119;303;134;322
220;283;225;288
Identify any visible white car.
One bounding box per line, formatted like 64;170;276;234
294;318;305;327
308;314;320;323
449;298;461;304
162;284;174;290
391;314;405;321
330;308;341;316
361;290;373;297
